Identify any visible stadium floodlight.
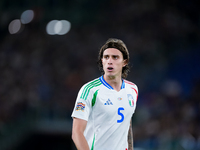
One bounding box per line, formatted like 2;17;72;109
57;20;71;35
8;19;21;34
54;21;62;34
46;20;58;35
21;10;34;24
46;20;71;35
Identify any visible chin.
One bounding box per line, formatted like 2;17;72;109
106;74;115;79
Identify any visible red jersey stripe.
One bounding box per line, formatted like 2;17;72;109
124;80;135;86
124;80;138;101
131;87;138;95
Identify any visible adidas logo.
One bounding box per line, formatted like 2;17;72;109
104;99;113;105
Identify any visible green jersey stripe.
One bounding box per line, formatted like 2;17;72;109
81;79;101;99
80;79;100;98
83;79;100;94
84;82;101;100
83;81;101;100
82;80;100;98
92;90;99;107
80;79;101;100
91;134;95;150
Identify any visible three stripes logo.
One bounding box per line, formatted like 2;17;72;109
104;99;113;105
80;79;102;100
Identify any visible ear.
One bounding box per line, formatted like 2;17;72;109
123;59;128;67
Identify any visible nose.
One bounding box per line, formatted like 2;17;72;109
107;57;113;64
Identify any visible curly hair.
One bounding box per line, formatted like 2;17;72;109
97;38;130;79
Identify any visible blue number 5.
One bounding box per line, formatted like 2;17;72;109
117;107;124;123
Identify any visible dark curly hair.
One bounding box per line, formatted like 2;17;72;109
97;38;130;79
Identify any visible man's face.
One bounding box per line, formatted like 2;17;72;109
101;48;127;78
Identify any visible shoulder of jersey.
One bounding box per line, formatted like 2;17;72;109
80;78;102;100
124;80;138;95
82;78;102;89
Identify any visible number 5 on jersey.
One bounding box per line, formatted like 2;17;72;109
117;107;124;123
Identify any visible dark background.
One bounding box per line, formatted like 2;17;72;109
0;0;200;150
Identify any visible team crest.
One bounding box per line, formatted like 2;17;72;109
127;94;134;107
75;102;85;111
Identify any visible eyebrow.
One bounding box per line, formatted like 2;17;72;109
103;54;119;57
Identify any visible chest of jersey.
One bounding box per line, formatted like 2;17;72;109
92;88;136;125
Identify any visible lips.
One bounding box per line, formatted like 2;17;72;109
107;67;113;71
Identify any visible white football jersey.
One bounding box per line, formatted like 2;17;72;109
71;76;138;150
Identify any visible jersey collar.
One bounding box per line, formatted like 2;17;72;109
99;76;125;90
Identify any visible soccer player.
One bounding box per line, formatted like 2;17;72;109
71;38;138;150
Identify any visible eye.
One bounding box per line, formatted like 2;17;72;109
113;56;118;59
104;55;109;59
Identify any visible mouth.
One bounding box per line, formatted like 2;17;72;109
107;67;113;71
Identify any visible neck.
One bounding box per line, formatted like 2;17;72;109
103;75;122;92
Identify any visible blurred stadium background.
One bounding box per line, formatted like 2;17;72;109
0;0;200;150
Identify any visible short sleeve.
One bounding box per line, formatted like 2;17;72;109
133;84;138;102
71;84;93;121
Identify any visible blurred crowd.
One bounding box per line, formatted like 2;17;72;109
0;0;200;149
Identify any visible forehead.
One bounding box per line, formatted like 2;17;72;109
103;48;123;56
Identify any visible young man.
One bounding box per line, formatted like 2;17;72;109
71;38;138;150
